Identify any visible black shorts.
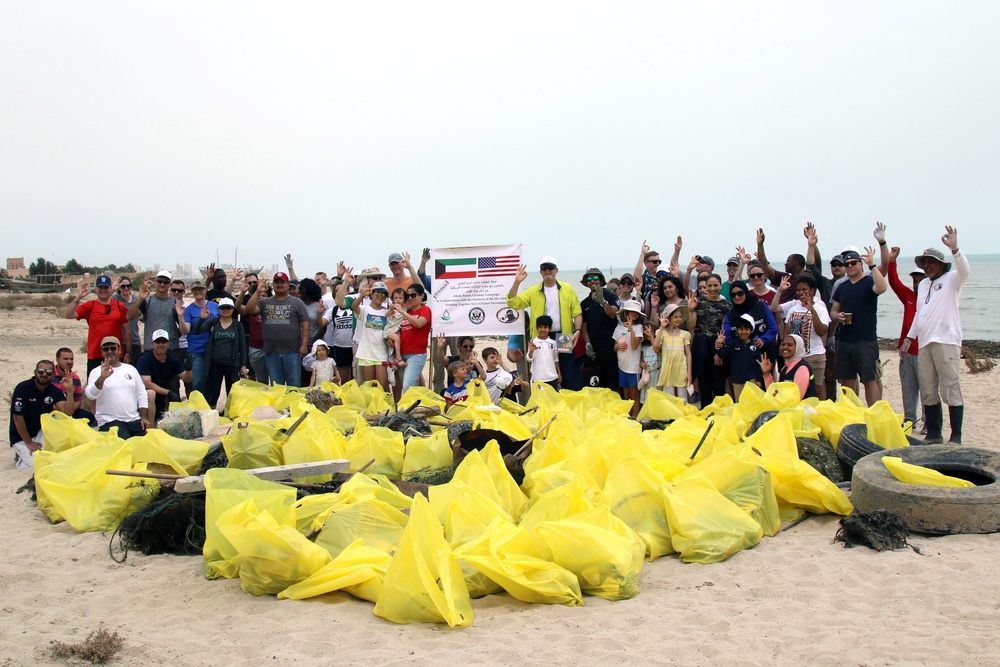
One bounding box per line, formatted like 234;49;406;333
332;345;353;369
835;339;880;383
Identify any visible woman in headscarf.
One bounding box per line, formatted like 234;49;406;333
759;334;815;399
721;280;778;351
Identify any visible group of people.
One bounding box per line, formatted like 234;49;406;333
9;224;970;467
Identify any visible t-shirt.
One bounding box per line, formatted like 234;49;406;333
241;292;264;348
76;299;130;360
484;367;513;403
717;338;764;384
205;288;235;304
112;293;141;349
613;322;643;374
543;284;562;331
322;303;356;348
693;297;732;336
772;270;798;304
444;381;469;405
399;305;432;355
581;290;622;345
384;276;413;294
53;370;82;406
527;337;558;382
136;351;185;391
779;298;831;357
9;379;66;444
211;321;240;364
183;302;220;355
85;363;148;426
257;295;310;354
139;295;181;351
355;303;389;362
832;275;879;342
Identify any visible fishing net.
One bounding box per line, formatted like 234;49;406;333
197;446;229;474
157;409;204;440
639;419;674;431
110;487;207;561
304;388;342;413
834;510;918;553
796;436;845;483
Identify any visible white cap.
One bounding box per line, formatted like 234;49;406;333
218;297;235;308
739;313;756;327
909;267;926;276
493;368;512;390
152;329;170;342
311;339;329;354
156;270;172;280
539;256;558;268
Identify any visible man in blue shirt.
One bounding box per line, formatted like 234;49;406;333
9;360;71;467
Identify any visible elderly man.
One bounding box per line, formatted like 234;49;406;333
579;268;621;389
903;227;969;444
63;275;133;376
831;246;888;405
9;359;72;467
244;271;310;386
85;337;151;437
507;256;583;390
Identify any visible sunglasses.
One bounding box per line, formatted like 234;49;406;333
170;288;185;294
647;259;662;265
749;273;765;279
156;279;170;285
608;287;619;292
461;344;474;350
540;264;556;271
406;292;419;298
585;275;601;282
120;284;132;289
844;260;861;267
219;305;234;310
731;291;746;297
101;344;119;351
36;368;54;375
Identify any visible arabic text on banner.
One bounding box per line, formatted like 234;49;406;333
429;244;523;336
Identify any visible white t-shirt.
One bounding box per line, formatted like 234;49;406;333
528;336;559;382
613;322;643;374
779;297;831;357
484;367;513;403
85;364;149;426
543;284;562;331
354;303;389;362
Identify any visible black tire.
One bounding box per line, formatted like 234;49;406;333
836;423;926;472
851;446;1000;535
746;410;779;437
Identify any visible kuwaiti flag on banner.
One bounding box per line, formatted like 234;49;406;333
429;244;523;336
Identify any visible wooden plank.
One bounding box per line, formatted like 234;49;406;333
174;458;350;494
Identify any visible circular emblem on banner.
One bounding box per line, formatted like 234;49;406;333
469;308;485;325
497;308;519;324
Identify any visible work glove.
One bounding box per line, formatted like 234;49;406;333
592;287;605;304
585;343;596;359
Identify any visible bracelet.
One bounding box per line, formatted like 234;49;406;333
878;241;886;246
868;264;877;271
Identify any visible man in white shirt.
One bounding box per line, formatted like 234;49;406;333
902;227;969;444
85;336;152;438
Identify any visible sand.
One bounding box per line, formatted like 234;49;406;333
2;300;1000;666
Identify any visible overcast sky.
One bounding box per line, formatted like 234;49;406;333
2;2;998;275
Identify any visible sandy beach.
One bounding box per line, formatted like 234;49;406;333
2;299;1000;666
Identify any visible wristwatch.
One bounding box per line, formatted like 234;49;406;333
868;264;877;272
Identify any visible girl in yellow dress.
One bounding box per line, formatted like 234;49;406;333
653;303;692;402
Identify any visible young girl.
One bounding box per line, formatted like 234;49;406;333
382;288;407;368
309;340;337;387
351;281;390;391
613;300;644;417
654;303;692;402
638;321;660;406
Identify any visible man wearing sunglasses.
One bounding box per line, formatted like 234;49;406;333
830;246;887;405
127;270;190;355
579;268;621;389
85;336;151;438
63;274;132;376
9;359;72;467
112;277;142;357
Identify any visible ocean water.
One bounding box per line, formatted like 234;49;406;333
520;254;1000;342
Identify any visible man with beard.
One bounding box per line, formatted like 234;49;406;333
9;359;72;467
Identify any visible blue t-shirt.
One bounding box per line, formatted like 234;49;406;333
10;379;66;444
184;302;220;355
832;275;879;342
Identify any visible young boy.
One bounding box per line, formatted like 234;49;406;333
527;315;562;389
482;346;526;404
715;313;764;398
443;360;470;407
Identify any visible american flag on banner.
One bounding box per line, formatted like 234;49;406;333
477;255;519;277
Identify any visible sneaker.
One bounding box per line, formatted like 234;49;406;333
690;391;700;406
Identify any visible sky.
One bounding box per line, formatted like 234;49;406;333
2;1;998;275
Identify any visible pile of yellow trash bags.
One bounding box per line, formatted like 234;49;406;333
32;378;920;627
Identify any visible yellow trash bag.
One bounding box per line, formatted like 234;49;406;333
659;415;732;463
398;385;447;413
224;379;275;420
130;428;209;475
518;478;596;531
278;539;392;602
269;385;306;413
882;457;975;488
344;426;404;478
532;505;645;601
216;500;331;596
838;386;868;413
452;516;583;607
430;479;512;527
338;473;414;511
521;432;600;499
222;422;282;470
335;380;368;412
452;444;528;522
811;400;865;450
294;493;342;535
203;468;296;580
402;430;453;474
186;390;212;412
281;426;347;483
663;475;764;563
316;405;367;433
697;392;734;419
34;436;155;532
40;412;98;454
677;447;781;537
601;454;674;559
865;400;909;450
637;387;692;421
374;494;474;626
32;449;63;522
358;379;394;414
442;503;505;598
315;498;410;559
561;387;633;420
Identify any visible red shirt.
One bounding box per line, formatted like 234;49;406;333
887;262;919;355
399;305;431;355
76;299;130;360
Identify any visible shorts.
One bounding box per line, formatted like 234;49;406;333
619;370;639;388
357;358;385;368
835;339;880;383
332;345;353;369
804;353;826;388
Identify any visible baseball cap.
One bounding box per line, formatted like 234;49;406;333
95;275;112;288
100;336;120;347
190;279;206;289
539;255;558;268
738;313;756;328
288;279;299;287
371;281;389;294
218;297;235;308
387;252;404;264
273;272;289;282
726;256;739;266
841;249;862;262
909;267;926;277
699;256;715;269
619;273;635;285
830;254;845;265
156;270;172;280
152;329;170;342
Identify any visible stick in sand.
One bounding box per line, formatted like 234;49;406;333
689;419;715;460
512;415;558;459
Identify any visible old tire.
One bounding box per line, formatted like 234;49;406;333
746;410;779;436
851;445;1000;535
836;423;925;471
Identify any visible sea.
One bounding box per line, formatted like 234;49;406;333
520;254;1000;342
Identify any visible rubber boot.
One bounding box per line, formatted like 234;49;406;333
948;405;964;445
923;403;944;444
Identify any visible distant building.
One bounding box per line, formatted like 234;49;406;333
6;257;28;278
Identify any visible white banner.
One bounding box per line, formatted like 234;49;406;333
429;244;523;336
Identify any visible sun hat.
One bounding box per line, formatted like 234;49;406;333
218;297;235;308
914;247;951;273
580;268;607;287
311;340;330;354
661;303;680;319
358;267;386;279
620;300;643;315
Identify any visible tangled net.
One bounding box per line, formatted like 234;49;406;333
304;388;343;412
110;488;207;560
834;510;919;553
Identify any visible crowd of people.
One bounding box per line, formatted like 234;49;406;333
9;224;970;466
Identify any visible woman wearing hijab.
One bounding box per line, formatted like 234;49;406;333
759;334;816;399
721;280;778;350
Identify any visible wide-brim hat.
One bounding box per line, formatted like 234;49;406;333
914;247;951;273
358;266;385;279
620;300;643;315
581;268;607;286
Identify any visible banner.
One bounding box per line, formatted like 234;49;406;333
429;244;523;336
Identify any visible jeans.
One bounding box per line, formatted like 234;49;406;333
190;353;208;395
266;352;302;387
248;347;268;384
400;353;427;397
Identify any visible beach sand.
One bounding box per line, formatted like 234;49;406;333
2;301;1000;666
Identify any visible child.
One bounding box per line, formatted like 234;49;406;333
527;315;561;389
638;321;661;406
482;346;526;404
309;340;337;387
351;281;390;391
715;313;764;399
443;360;470;407
614;300;644;417
382;288;406;367
654;303;692;402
